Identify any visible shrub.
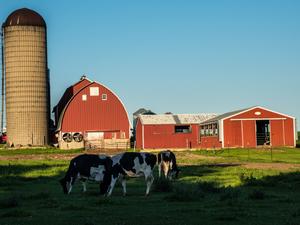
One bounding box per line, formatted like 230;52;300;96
153;178;173;193
219;187;240;201
26;191;51;200
0;197;19;209
248;189;266;200
166;183;204;202
197;181;221;193
1;209;31;218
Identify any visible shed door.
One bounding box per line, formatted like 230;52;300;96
86;131;104;141
256;120;270;146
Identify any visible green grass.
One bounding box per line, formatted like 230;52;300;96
0;147;85;156
1;150;300;225
194;148;300;164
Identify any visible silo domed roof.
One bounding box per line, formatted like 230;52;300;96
3;8;46;27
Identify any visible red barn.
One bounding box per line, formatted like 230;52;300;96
200;106;297;148
135;114;217;149
53;76;131;149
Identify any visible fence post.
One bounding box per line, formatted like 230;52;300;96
270;144;273;162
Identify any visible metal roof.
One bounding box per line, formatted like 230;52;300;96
139;113;218;125
200;107;252;124
3;8;46;27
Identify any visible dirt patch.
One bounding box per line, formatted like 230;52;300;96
242;162;300;171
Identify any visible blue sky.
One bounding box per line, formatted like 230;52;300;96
1;0;300;127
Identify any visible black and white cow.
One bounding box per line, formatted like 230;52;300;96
158;150;180;179
59;154;112;195
101;152;157;197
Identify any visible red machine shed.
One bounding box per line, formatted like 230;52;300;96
200;106;297;148
53;76;131;149
135;114;216;149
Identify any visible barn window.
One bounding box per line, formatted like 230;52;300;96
102;94;107;101
82;94;87;101
90;87;99;96
175;125;191;133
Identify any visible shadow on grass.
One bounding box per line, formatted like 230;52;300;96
1;162;300;224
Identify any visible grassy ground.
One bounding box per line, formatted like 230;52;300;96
1;148;300;225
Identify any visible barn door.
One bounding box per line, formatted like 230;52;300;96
86;131;104;141
256;120;270;146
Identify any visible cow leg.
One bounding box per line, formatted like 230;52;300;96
67;177;75;194
145;172;154;196
119;175;127;196
81;179;87;192
158;163;162;178
106;176;118;197
164;163;169;179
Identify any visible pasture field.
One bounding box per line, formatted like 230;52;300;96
1;148;300;225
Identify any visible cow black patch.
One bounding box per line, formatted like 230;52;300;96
119;152;143;173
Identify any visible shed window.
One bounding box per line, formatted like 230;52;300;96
82;94;87;101
175;125;191;133
200;123;218;136
102;94;107;101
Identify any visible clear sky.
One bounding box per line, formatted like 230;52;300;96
1;0;300;127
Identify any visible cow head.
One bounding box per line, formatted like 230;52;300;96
99;156;113;195
59;177;69;194
168;166;180;179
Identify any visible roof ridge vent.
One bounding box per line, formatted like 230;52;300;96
80;75;87;80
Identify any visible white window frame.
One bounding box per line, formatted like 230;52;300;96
90;87;99;96
102;93;107;101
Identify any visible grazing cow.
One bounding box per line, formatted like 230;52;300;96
59;154;112;194
101;152;157;197
158;150;180;179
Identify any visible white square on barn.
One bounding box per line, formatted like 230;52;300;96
82;94;87;101
90;87;99;96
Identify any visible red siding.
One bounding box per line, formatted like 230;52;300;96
54;79;92;124
199;136;222;149
136;119;143;148
232;107;288;120
284;118;295;146
60;82;130;139
136;123;199;149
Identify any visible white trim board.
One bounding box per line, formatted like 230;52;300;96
230;118;286;121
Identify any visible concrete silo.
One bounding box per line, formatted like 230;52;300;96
2;8;50;146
